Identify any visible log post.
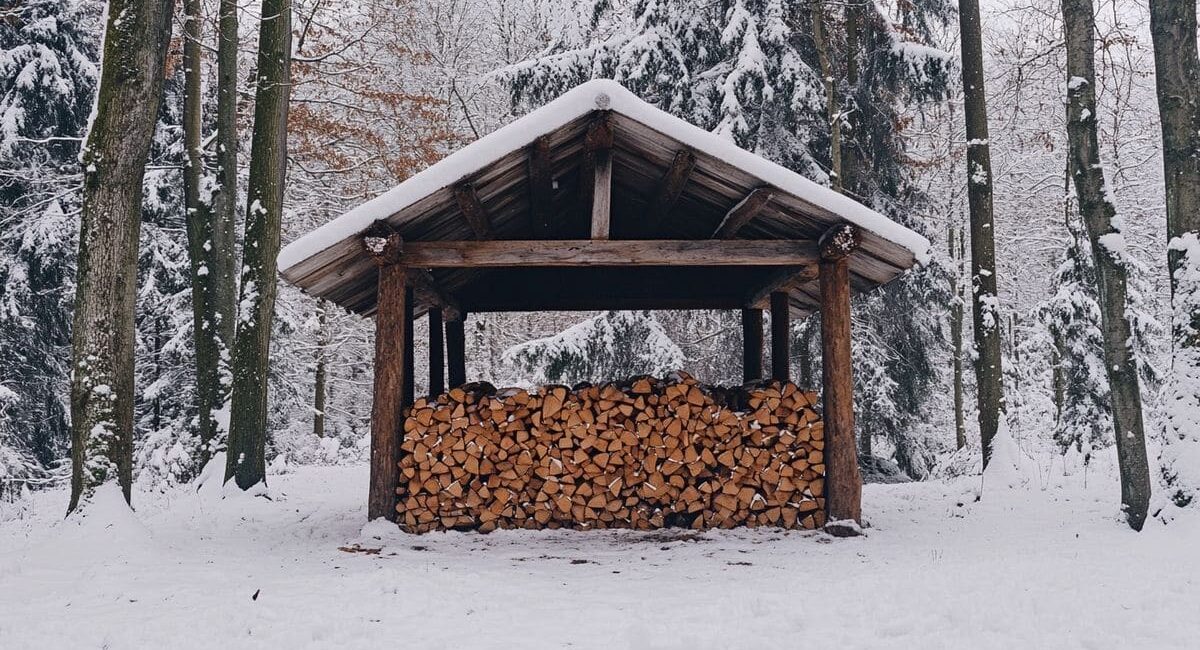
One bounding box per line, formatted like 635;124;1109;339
770;292;790;381
365;228;406;521
741;308;764;383
446;311;467;388
819;223;862;532
403;286;415;408
428;308;445;397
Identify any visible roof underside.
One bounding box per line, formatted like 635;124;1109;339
280;110;919;320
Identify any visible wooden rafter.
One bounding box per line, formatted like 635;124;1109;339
745;266;819;309
396;239;820;268
643;149;696;232
453;182;492;240
712;187;775;238
408;269;461;322
527;135;554;236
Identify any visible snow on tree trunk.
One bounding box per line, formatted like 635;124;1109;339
958;0;1007;469
502;311;684;386
1062;0;1151;530
68;0;176;512
225;0;292;490
1149;0;1200;509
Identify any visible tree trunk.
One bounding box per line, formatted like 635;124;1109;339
181;0;222;469
810;0;841;192
1062;0;1151;530
209;0;241;453
312;301;328;439
68;0;176;513
1150;0;1200;508
958;0;1006;468
950;226;967;450
226;0;293;490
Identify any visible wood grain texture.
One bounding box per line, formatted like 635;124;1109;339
453;183;492;240
368;264;408;521
398;239;819;268
820;254;861;524
713;187;775;238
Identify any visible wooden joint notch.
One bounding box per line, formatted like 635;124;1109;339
819;223;861;260
362;219;402;265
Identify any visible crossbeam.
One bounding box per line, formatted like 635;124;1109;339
397;239;819;268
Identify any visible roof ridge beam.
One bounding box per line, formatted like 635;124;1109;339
713;187;775;238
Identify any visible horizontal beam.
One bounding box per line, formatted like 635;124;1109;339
461;296;756;312
398;239;819;268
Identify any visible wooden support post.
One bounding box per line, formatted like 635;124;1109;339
403;286;414;408
428;309;445;397
590;148;612;239
770;292;790;381
819;223;862;532
742;308;764;383
365;228;406;522
446;311;467;388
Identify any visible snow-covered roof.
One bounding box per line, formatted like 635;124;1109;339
278;79;930;318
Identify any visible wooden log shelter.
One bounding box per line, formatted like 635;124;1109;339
277;80;931;532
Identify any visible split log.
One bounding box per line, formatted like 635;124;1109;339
395;373;825;533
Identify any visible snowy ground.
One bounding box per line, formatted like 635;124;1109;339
2;463;1197;650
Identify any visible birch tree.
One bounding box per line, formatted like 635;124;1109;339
1061;0;1150;530
68;0;176;511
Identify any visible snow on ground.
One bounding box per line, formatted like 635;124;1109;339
1;464;1197;650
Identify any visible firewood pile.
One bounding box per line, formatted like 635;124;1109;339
397;372;826;533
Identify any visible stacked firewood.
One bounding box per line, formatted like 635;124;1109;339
396;373;826;533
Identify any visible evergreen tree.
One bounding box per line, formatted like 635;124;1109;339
503;311;684;385
502;0;953;477
0;0;101;479
1037;217;1110;462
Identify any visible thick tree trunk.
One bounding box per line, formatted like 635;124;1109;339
1150;0;1200;508
1062;0;1151;530
368;261;408;521
820;228;861;527
68;0;176;513
950;226;967;450
312;301;328;439
958;0;1006;468
226;0;292;489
